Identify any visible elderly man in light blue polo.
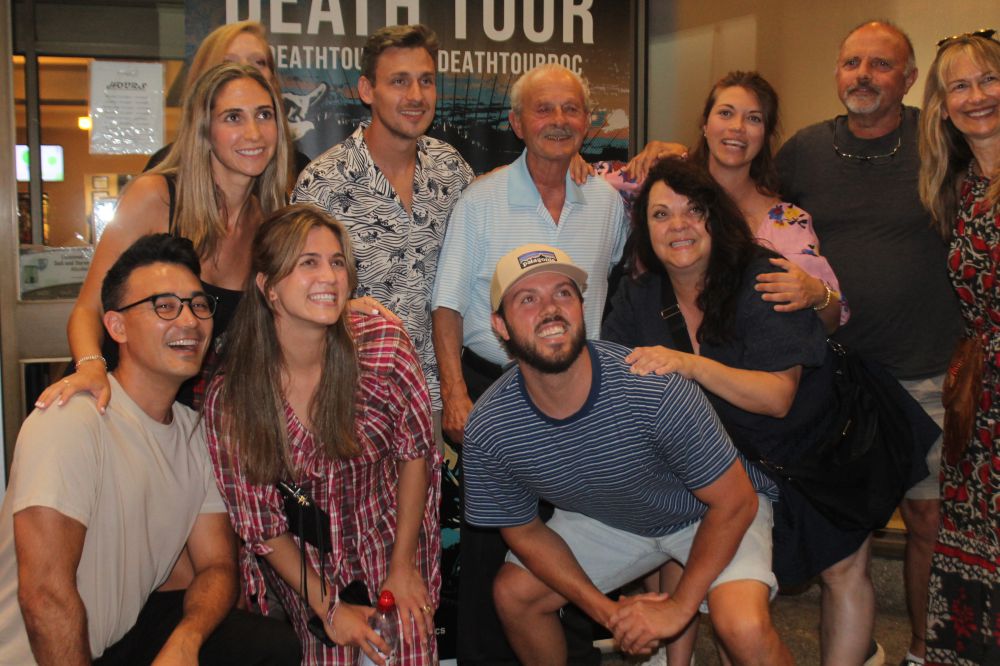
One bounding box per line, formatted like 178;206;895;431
430;62;628;665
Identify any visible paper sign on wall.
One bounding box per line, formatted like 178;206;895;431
89;61;164;155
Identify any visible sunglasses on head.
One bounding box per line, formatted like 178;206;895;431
936;28;997;50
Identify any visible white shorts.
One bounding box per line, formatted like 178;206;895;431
506;494;778;610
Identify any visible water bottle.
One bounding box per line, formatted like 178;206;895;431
358;590;398;666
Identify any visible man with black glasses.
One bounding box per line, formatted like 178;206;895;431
776;21;962;666
0;234;299;665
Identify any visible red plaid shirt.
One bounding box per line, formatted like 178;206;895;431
205;313;441;665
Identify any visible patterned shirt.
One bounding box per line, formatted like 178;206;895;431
464;340;776;535
204;313;441;666
292;123;474;409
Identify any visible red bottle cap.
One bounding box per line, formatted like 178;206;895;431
376;590;396;612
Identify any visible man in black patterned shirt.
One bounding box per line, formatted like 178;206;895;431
292;23;473;415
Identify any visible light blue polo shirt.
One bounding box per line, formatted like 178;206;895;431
432;150;628;365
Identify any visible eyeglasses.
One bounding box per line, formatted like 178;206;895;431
114;292;217;320
936;28;997;49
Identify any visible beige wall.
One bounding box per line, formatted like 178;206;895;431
647;0;1000;149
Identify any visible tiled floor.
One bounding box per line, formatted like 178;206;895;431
601;554;910;665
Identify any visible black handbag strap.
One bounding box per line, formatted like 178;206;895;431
659;274;694;354
277;479;328;607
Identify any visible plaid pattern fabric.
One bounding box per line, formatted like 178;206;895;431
205;313;441;665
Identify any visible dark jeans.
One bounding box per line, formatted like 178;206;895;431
94;591;301;666
454;350;599;666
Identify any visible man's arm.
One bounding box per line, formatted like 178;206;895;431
15;506;90;666
608;462;758;651
152;513;238;664
500;517;618;627
432;306;474;443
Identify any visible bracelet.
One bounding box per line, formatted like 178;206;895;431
75;354;107;370
813;284;834;312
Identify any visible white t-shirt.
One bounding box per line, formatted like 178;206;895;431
0;375;225;663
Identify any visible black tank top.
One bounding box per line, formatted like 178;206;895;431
102;174;244;408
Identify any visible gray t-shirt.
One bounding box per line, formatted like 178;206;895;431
0;376;225;663
776;106;962;379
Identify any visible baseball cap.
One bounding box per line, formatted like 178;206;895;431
490;244;589;312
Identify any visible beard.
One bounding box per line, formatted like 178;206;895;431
841;83;884;115
504;315;587;374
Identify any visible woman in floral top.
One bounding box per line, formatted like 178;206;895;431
623;72;848;332
204;205;441;665
918;32;1000;665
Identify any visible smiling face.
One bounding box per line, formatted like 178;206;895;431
106;262;212;385
359;46;436;141
223;32;274;84
208;77;278;183
836;24;916;119
492;271;586;374
703;85;767;171
942;49;1000;146
509;69;589;166
647;181;712;281
264;226;351;337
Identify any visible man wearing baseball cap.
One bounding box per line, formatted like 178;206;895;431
462;244;791;665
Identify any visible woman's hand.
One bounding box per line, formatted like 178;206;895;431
625;346;700;379
349;297;402;324
34;363;111;414
327;601;389;663
754;257;827;312
569;153;595;185
625;141;689;182
382;563;434;649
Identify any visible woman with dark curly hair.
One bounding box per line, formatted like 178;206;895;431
603;158;874;665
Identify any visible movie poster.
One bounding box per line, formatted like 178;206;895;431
185;1;638;173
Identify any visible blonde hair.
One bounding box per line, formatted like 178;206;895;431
220;204;360;483
153;63;290;259
919;36;1000;237
187;20;276;90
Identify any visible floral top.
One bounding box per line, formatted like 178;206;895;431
204;313;441;666
755;202;850;326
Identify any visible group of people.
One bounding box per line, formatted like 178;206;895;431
0;14;994;666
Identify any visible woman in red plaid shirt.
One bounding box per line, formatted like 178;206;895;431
204;204;441;665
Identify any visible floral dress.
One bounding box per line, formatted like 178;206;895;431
927;169;1000;665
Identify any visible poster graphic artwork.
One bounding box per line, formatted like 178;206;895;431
185;1;637;173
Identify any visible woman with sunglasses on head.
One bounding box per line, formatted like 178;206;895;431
918;30;1000;665
203;205;440;665
602;158;876;665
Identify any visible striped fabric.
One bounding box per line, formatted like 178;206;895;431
464;340;776;537
431;150;629;365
